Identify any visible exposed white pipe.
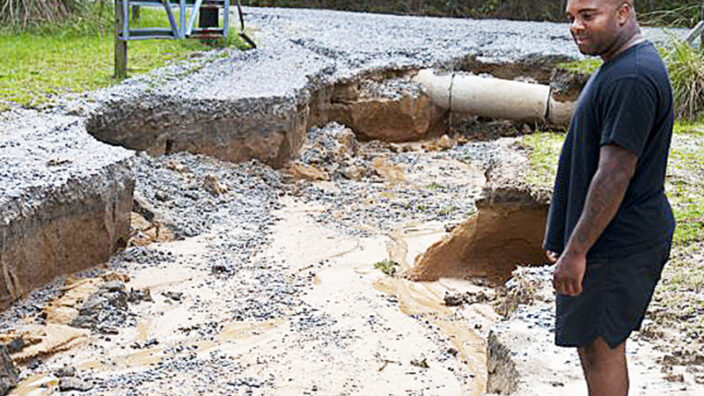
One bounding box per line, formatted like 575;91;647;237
414;69;575;126
547;99;577;126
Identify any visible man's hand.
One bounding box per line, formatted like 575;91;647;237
546;250;559;264
552;251;587;296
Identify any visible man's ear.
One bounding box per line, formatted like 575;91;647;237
617;2;631;26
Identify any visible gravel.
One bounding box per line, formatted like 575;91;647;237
130;152;281;239
291;126;493;236
0;109;133;226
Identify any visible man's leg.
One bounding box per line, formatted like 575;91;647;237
577;337;628;396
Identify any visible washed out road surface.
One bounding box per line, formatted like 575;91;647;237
0;7;698;396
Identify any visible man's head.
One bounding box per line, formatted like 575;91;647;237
566;0;640;59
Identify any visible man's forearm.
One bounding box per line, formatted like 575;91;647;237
564;164;633;256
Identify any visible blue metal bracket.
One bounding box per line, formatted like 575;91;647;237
118;0;230;41
686;21;704;45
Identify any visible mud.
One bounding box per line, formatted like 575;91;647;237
406;194;548;284
406;137;550;284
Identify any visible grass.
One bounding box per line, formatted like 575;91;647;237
666;123;704;246
374;259;399;277
667;40;704;121
557;58;602;75
0;5;250;109
519;132;564;190
520;122;704;247
426;182;443;191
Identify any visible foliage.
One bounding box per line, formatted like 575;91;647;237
558;37;704;123
639;2;701;28
374;259;399;277
666;39;704;121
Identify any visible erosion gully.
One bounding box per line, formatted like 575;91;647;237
4;70;541;395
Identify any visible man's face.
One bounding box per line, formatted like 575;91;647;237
566;0;627;56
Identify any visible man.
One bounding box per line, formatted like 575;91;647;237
544;0;675;395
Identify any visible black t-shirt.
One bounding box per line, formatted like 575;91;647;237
544;41;676;259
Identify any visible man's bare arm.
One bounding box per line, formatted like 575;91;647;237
565;144;638;256
553;144;638;296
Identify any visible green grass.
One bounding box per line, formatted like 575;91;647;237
520;123;704;246
374;259;399;277
557;58;602;75
0;6;250;109
519;132;564;190
426;182;443;191
666;123;704;246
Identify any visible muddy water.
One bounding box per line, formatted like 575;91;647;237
271;199;498;395
379;223;494;395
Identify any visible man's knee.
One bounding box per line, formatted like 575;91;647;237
578;337;626;371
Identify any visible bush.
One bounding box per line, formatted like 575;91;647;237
0;0;82;29
667;39;704;121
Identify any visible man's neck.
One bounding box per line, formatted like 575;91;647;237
601;29;645;62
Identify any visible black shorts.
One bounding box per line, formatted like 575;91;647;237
555;236;673;348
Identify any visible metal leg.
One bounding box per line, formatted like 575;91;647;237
122;0;130;40
163;1;180;38
115;0;128;80
224;0;230;40
180;0;187;39
186;0;205;37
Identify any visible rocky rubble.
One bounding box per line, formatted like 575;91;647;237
284;122;365;181
70;281;135;334
128;152;282;239
0;346;18;396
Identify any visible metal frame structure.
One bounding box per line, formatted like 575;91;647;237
118;0;230;41
686;1;704;46
686;20;704;45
